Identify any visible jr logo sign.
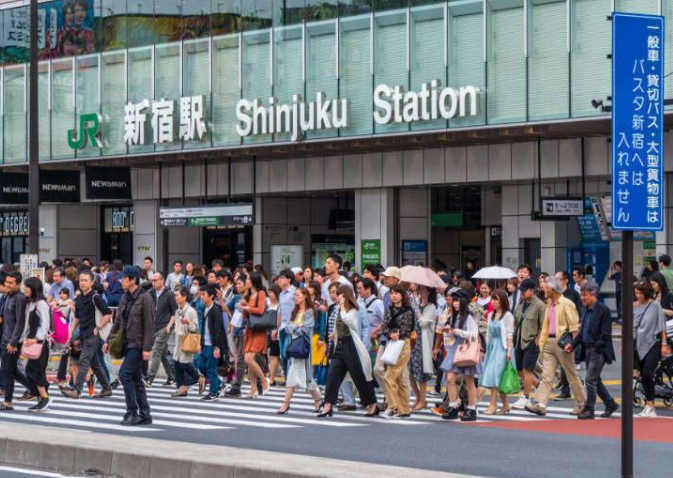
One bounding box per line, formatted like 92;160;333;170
68;113;103;150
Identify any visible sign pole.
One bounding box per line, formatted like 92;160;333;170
28;0;40;255
621;230;634;478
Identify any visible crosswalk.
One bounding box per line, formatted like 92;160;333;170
0;384;613;434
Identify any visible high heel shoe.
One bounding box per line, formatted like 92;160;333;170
277;401;291;415
365;405;380;417
313;400;325;413
317;407;333;418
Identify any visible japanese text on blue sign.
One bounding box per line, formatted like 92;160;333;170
612;13;665;231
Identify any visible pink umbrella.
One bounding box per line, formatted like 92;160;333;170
400;265;446;290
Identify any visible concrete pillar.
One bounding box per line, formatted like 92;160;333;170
133;199;160;269
355;188;395;268
540;220;568;274
38;204;58;263
399;188;431;266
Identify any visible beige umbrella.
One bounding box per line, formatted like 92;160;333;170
400;265;446;289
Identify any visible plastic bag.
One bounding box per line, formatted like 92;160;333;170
498;361;521;395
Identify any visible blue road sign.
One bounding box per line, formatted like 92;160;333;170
612;13;665;231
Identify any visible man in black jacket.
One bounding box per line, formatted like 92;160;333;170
198;284;228;401
565;282;618;419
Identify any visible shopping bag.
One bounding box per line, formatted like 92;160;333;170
311;334;325;366
498;361;522;395
314;357;329;386
381;339;405;366
182;333;202;355
453;337;480;368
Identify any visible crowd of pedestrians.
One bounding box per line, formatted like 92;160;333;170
0;254;671;424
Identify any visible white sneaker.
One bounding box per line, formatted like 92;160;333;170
512;396;530;410
382;408;396;419
637;406;657;418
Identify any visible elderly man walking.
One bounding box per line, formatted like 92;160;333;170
526;276;586;416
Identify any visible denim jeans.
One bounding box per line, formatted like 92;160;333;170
584;348;614;411
119;348;151;416
197;346;220;396
174;361;200;388
279;329;290;378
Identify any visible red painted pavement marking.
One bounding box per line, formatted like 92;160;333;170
463;417;673;443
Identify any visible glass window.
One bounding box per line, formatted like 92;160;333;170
242;30;272;144
101;51;127;155
340;13;372;136
76;54;101;158
448;0;485;127
212;0;241;35
155;43;181;152
374;8;408;134
49;0;96;59
528;0;568;121
410;3;446;131
101;0;127;51
306;19;338;139
615;0;658;13
127;0;154;48
183;0;212;39
666;0;673;108
374;0;408;11
38;62;50;161
305;0;338;21
128;47;153;153
183;38;212;148
51;58;75;160
487;0;526;124
273;24;304;141
242;0;273;31
339;0;373;17
275;0;306;26
154;0;183;44
212;34;240;145
571;0;610;117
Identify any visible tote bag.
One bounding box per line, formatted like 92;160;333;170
453;337;480;368
381;339;405;366
181;332;202;355
21;342;43;360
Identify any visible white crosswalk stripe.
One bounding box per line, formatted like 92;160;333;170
0;383;599;433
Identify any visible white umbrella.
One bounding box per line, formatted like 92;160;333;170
471;266;517;280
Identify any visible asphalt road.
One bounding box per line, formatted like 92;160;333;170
0;466;101;478
2;338;672;478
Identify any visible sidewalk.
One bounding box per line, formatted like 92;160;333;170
0;422;482;478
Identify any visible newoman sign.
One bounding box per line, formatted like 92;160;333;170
236;80;479;142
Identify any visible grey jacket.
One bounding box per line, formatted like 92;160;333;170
150;288;178;332
1;291;27;347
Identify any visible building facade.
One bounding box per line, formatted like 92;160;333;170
0;0;670;295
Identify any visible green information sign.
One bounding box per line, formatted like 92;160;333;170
431;212;464;227
188;217;220;227
361;239;381;266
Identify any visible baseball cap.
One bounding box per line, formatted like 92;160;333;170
518;278;537;291
381;266;402;281
450;289;469;301
291;267;303;275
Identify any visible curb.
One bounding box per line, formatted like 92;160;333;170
0;422;482;478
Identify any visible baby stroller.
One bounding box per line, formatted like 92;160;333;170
633;353;673;407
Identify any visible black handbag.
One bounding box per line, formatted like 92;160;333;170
287;333;310;359
557;330;574;351
249;310;278;330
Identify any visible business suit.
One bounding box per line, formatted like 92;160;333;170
571;301;616;413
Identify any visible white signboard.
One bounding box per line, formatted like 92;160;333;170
271;245;304;277
540;197;584;217
20;254;39;280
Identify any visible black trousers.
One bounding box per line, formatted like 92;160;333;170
26;343;50;394
638;342;661;402
119;348;151;416
1;346;32;402
325;336;377;407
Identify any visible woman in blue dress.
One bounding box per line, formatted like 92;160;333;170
440;289;481;422
480;289;514;415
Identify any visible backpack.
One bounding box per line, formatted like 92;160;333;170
93;293;113;340
50;305;70;344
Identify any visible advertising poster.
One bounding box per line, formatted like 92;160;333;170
1;0;95;64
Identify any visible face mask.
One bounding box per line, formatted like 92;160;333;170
190;286;198;296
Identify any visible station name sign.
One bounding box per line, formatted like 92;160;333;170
236;80;480;142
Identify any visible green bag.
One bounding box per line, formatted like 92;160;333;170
498;361;521;395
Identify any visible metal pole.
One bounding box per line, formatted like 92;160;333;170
28;0;40;254
621;230;634;478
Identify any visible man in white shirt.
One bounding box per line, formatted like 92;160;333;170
274;269;297;378
320;254;353;306
166;261;185;291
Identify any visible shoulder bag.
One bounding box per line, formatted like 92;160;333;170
287;332;311;359
249;294;278;331
181;310;202;355
108;297;134;360
381;339;405;365
21;341;43;360
453;336;480;368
